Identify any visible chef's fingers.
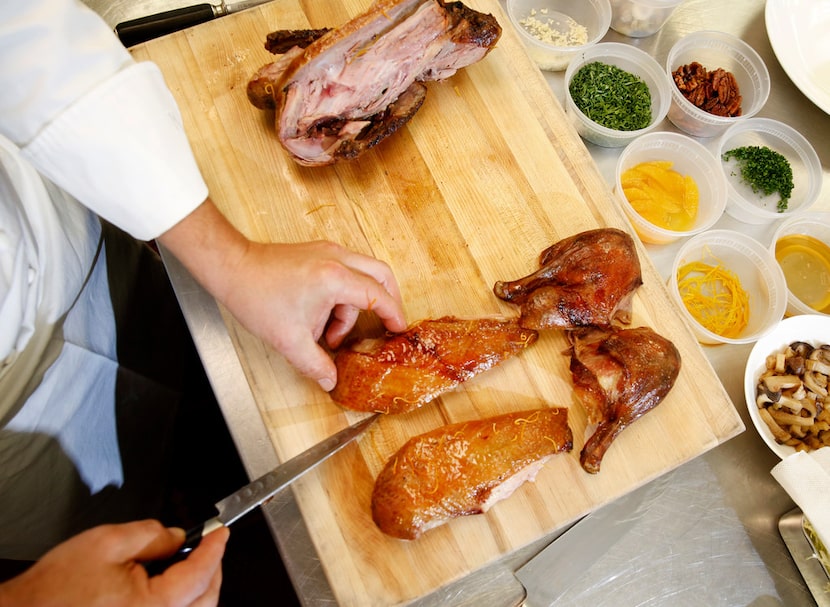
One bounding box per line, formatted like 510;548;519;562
349;271;407;334
283;338;339;392
325;303;361;349
336;248;404;305
188;561;224;607
97;520;184;563
149;525;228;605
288;275;403;390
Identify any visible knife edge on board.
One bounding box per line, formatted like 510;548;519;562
145;412;380;573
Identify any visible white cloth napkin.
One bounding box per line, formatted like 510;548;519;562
771;447;830;548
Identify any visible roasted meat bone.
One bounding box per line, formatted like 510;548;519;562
493;228;643;330
568;326;681;474
329;316;538;415
371;408;573;539
246;0;501;166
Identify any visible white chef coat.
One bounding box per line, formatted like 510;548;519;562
0;0;208;497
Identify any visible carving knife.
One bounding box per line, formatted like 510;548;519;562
514;482;653;606
148;412;380;572
115;0;275;47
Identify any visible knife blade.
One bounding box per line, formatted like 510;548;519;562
115;0;274;47
148;412;379;572
514;481;653;607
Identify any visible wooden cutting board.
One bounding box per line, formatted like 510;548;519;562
133;1;744;604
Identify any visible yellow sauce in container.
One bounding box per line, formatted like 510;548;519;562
775;234;830;314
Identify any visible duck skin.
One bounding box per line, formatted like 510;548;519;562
246;0;502;166
568;326;681;474
330;317;538;415
493;228;643;330
371;408;573;539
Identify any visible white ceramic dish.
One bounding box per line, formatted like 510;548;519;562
765;0;830;115
744;315;830;459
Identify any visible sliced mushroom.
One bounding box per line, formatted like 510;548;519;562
758;407;791;443
791;383;808;401
801;393;818;418
790;341;815;359
755;341;830;451
757;392;776;408
762;374;802;393
786;355;807;376
806;358;830;377
803;371;828;398
774;352;787;374
769;408;815;427
776;394;805;414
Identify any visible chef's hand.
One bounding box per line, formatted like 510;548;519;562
219;239;407;390
0;520;229;607
158;198;407;391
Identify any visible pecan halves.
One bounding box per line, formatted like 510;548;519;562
672;62;742;118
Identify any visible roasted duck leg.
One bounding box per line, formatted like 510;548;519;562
568;326;681;473
371;408;573;539
330;316;538;414
493;228;643;330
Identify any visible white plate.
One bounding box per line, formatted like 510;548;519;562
744;315;830;459
765;0;830;115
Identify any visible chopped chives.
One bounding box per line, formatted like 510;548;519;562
569;61;653;131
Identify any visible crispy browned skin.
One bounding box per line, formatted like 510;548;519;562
568;327;681;474
493;228;643;330
330;317;537;414
264;28;331;54
371;408;573;539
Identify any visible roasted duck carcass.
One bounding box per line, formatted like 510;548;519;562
568;326;681;473
371;408;572;539
330;317;537;414
493;228;643;330
246;0;501;166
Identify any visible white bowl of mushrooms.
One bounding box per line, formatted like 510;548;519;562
744;315;830;459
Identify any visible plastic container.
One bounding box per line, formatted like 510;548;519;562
564;43;672;147
717;118;822;224
614;132;726;244
666;31;770;138
609;0;684;38
669;230;788;345
770;212;830;317
507;0;611;71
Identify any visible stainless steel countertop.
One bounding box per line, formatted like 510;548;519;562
86;0;830;604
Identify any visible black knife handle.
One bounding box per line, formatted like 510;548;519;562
116;4;218;47
143;521;208;576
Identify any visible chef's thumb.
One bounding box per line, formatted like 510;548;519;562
286;341;338;392
317;376;336;392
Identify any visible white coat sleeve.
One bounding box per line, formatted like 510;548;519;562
0;0;208;240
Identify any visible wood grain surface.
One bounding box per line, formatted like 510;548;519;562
132;1;744;604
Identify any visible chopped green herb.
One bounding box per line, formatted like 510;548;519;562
568;61;652;131
722;145;794;212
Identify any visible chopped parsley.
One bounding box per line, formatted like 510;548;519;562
568;61;652;131
722;145;794;212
